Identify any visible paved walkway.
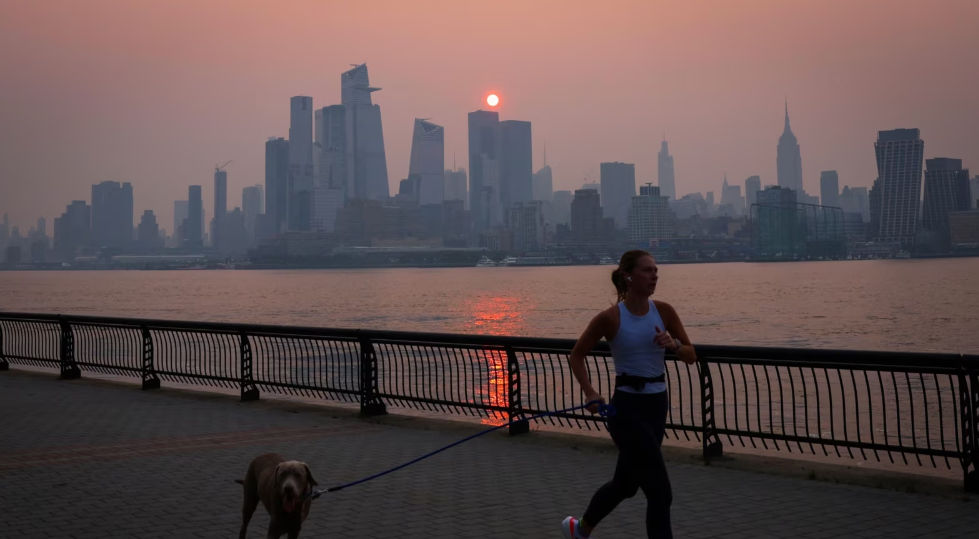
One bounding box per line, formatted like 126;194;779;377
1;370;977;539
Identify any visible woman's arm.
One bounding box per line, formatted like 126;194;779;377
569;310;613;412
656;301;697;365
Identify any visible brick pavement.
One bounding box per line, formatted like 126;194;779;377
1;370;977;538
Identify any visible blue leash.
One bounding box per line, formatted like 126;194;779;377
309;400;615;500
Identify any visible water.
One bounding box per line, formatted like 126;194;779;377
2;258;977;353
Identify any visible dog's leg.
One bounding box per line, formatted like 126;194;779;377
239;489;259;539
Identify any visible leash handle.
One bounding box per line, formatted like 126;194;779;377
309;399;615;500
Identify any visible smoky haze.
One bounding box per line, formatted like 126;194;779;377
0;0;977;232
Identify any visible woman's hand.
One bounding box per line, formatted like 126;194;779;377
584;391;606;414
654;326;677;350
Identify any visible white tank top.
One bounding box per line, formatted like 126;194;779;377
608;300;667;394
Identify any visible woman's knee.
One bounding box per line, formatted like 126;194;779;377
612;478;641;499
640;475;672;505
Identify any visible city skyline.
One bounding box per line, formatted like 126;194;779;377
1;0;977;230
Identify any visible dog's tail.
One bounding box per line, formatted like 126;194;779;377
234;479;244;485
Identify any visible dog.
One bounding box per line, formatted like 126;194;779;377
236;453;319;539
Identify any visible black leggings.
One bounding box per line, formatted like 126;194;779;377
582;390;672;538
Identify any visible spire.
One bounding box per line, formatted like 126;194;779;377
784;98;792;133
543;141;547;167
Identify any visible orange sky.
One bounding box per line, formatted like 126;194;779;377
1;0;977;232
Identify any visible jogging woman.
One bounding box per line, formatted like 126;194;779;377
561;250;696;539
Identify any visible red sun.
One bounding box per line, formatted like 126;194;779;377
486;94;500;107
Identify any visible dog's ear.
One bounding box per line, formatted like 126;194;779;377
273;462;284;488
302;463;318;486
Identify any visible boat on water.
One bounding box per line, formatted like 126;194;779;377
475;256;498;267
499;256;519;266
598;256;616;265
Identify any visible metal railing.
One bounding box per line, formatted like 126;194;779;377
0;311;976;492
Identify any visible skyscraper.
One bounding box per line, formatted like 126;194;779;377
311;187;344;233
657;138;675;201
265;137;290;235
468;110;502;231
289;96;314;231
212;167;228;250
443;167;468;208
756;185;798;207
600;162;636;229
507;201;546;252
342;64;389;201
745;176;762;207
242;185;263;242
841;186;870;222
871;128;924;247
533;165;553;202
184;185;204;249
970;175;979;209
777;103;803;194
551;190;573;226
53;200;91;261
137;210;162;252
720;175;745;216
629;184;673;243
315;104;348;197
173;200;188;245
921;157;971;248
571;189;604;241
820;171;840;208
499;120;533;211
408;119;445;206
91;181;133;249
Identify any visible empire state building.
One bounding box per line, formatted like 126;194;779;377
777;103;803;194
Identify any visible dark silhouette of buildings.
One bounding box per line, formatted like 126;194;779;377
212;167;228;250
777;103;803;194
499;120;533;212
91;181;133;249
264;137;290;238
183;185;203;250
658;138;675;201
820;171;840;208
921;157;971;250
871;128;924;248
571;189;608;241
137;210;163;252
53;200;91;261
600;162;636;229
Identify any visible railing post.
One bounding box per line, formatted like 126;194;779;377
698;355;723;462
58;318;80;380
140;326;160;389
505;345;529;436
0;321;8;371
961;361;978;493
240;332;259;401
358;334;387;416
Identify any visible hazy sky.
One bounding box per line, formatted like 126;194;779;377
1;0;977;233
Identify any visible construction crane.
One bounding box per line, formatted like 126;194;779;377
215;160;232;173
